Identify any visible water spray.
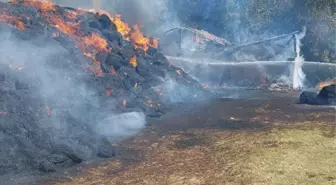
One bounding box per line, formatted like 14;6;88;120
92;0;101;10
292;27;306;90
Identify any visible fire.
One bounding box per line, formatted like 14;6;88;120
12;0;159;52
83;52;96;61
150;38;159;48
0;13;26;30
50;17;78;35
88;65;103;76
15;20;25;30
317;79;336;89
129;25;160;51
95;12;159;51
110;14;131;39
129;56;137;68
95;11;131;39
90;2;131;40
129;25;149;50
15;0;56;12
134;82;138;88
83;33;109;53
65;12;79;20
6;0;158;78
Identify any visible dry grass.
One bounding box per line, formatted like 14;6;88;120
246;128;336;185
52;120;335;185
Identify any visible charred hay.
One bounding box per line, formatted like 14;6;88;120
0;1;210;176
299;85;336;105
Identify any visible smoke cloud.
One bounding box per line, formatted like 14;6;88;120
51;0;178;37
95;112;146;139
0;27;146;168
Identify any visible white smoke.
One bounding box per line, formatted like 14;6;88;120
292;27;306;89
0;28;146;146
51;0;179;36
95;112;146;139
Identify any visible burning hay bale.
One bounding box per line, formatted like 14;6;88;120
0;0;209;176
299;84;336;105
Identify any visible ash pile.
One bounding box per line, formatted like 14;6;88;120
0;0;209;176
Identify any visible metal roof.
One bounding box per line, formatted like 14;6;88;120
163;27;232;46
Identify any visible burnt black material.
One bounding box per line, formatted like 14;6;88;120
299;85;336;105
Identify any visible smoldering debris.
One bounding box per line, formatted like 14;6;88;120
299;84;336;105
0;0;209;177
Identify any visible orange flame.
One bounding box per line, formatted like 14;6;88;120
111;14;131;39
129;25;159;51
150;38;159;48
9;0;159;78
95;11;131;40
16;0;56;12
82;50;104;77
88;66;103;76
83;33;109;53
79;7;158;51
0;14;26;30
15;20;25;30
317;79;336;89
129;25;150;51
33;0;55;11
65;11;79;20
129;56;137;68
49;16;78;35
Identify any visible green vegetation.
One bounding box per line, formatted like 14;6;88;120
173;0;336;63
247;0;336;63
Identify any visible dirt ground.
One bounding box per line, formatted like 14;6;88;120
40;91;335;185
